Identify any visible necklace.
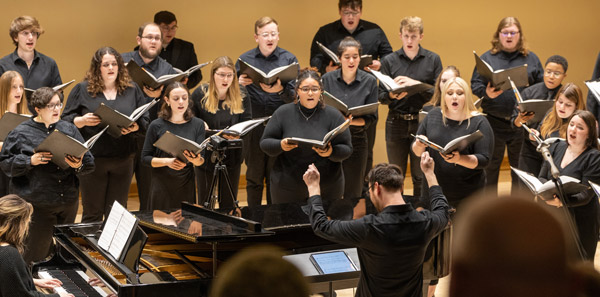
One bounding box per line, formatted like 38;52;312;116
297;104;316;121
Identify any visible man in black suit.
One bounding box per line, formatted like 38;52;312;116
153;11;202;89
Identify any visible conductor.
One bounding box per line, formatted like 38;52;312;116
303;152;450;297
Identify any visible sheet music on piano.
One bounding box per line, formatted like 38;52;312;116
98;201;138;261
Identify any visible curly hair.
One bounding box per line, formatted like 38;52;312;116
84;47;132;97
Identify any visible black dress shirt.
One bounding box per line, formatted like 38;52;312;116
0;50;62;89
471;50;543;120
378;47;442;114
236;47;298;118
310;19;393;74
322;69;378;127
308;185;450;297
61;81;149;158
586;51;600;121
0;119;94;207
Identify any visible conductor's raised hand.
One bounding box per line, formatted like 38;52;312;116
313;143;332;157
420;151;435;174
485;82;503;99
121;122;139;135
167;158;187;170
65;154;83;168
238;74;253;86
281;138;298;151
183;149;204;166
303;163;321;196
31;152;53;166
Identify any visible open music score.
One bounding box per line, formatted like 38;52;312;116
98;201;138;261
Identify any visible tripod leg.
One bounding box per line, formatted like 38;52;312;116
220;167;239;208
205;165;220;209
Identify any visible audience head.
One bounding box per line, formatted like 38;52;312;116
159;81;193;121
540;83;584;138
337;36;362;76
366;163;404;211
440;77;478;124
450;195;574;297
0;194;33;255
399;16;424;52
136;22;162;60
210;245;310;297
338;0;362;33
203;56;244;114
491;16;528;55
295;68;324;109
9;16;44;48
85;46;131;96
154;11;178;45
254;16;279;57
0;71;28;116
567;110;599;150
29;87;62;121
543;55;568;90
428;65;460;107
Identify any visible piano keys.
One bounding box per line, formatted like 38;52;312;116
37;268;110;297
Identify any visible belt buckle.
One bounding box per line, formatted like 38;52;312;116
402;114;416;121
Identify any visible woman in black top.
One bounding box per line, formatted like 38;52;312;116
260;68;352;207
0;87;94;263
322;37;377;205
191;56;251;209
413;77;494;209
0;194;73;297
62;47;148;222
142;82;205;210
423;65;461;110
538;110;600;261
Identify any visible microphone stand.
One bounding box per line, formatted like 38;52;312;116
523;124;586;260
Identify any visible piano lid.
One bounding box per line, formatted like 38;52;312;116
133;202;273;243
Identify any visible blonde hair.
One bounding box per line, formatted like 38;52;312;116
540;83;585;138
0;195;33;254
440;77;479;126
399;16;423;34
201;56;245;115
426;66;461;107
0;71;28;116
254;16;278;34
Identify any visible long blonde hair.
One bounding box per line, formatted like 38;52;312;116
201;56;244;114
440;77;479;126
0;71;28;116
0;195;33;254
540;83;585;138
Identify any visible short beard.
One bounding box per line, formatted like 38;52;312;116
139;46;158;60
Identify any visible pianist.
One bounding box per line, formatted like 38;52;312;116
0;194;73;297
303;152;450;297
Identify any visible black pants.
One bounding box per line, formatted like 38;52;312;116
385;115;422;197
343;127;368;201
133;137;152;211
244;125;274;206
24;201;78;264
364;117;377;179
80;156;134;223
485;115;522;195
195;159;241;210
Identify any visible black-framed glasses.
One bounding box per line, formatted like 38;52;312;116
45;103;63;110
299;87;321;93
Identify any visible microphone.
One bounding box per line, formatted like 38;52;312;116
538;143;560;179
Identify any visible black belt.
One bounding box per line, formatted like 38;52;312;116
486;113;511;122
390;113;419;121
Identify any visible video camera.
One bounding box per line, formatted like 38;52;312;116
207;135;243;151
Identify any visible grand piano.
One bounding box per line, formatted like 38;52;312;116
33;201;357;296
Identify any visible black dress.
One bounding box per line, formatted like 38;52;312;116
260;103;352;206
539;141;600;261
142;117;205;210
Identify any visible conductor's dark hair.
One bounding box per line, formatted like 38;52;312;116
154;11;177;25
137;22;161;39
159;81;193;121
211;245;310;297
294;67;325;108
569;110;599;150
545;55;568;73
367;163;404;191
28;87;62;116
337;36;363;57
338;0;362;10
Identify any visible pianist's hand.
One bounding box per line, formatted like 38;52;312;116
33;277;62;289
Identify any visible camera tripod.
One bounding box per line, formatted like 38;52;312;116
204;149;239;211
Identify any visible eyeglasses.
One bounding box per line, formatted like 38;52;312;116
500;31;519;37
45;103;63;110
215;72;234;79
142;35;161;42
341;10;360;17
544;69;564;78
299;87;321;93
258;31;279;38
160;25;178;32
19;30;39;37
